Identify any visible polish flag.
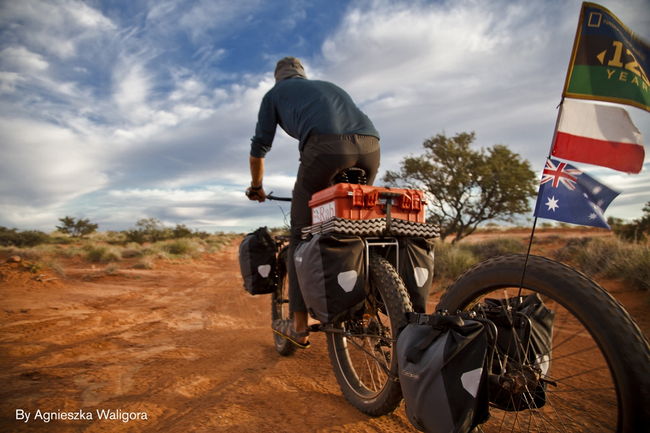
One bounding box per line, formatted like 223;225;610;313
551;99;645;173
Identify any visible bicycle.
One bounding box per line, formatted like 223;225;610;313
261;171;649;432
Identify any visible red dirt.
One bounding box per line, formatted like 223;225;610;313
0;233;647;432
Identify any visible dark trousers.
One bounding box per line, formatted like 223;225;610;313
288;134;380;313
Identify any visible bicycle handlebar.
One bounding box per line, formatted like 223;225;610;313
267;193;291;202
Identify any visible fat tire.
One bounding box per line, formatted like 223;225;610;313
438;254;650;433
327;254;413;416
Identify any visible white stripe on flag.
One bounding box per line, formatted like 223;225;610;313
558;99;642;145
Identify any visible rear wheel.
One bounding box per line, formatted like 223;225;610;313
438;254;650;432
326;255;412;416
271;247;296;356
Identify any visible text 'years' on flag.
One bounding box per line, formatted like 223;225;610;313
563;2;649;112
534;159;619;229
551;98;644;173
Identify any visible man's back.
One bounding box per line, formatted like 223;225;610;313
252;78;378;156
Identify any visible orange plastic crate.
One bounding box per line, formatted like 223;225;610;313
309;183;426;224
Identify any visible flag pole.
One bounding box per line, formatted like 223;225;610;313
519;99;564;293
519;2;585;290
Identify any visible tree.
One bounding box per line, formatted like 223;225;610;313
56;216;98;238
383;132;537;243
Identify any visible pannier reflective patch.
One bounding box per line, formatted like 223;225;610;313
536;354;550;376
414;267;429;288
337;270;358;293
257;264;271;278
461;367;483;398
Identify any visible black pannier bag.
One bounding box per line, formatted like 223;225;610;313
238;227;277;295
482;294;555;411
398;237;435;313
397;313;490;433
294;234;365;323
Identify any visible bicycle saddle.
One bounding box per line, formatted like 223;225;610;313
333;167;367;185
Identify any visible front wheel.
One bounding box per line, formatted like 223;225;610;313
437;254;650;433
326;255;413;416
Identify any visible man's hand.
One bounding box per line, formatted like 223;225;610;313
246;186;267;202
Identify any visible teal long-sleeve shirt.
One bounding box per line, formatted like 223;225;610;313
250;77;379;158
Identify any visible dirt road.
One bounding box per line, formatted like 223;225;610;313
0;238;647;432
0;242;417;433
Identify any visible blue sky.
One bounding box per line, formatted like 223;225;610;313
1;0;648;233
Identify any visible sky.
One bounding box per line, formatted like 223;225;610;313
1;0;649;234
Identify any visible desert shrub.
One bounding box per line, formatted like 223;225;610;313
433;241;478;282
0;246;44;261
554;237;650;290
162;239;192;255
133;257;155;269
603;242;650;291
85;245;122;263
555;237;609;277
123;229;147;244
172;224;193;239
123;218;171;244
462;237;525;261
160;239;205;257
121;248;144;259
0;227;50;247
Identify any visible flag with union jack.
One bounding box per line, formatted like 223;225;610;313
533;159;620;229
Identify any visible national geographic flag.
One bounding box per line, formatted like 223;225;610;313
563;2;649;112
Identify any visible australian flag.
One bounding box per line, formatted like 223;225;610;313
533;159;620;229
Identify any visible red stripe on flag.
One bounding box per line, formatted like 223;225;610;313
552;132;645;174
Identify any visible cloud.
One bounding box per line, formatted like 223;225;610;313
0;0;115;59
0;0;647;233
318;0;648;175
0;46;49;72
0;118;109;207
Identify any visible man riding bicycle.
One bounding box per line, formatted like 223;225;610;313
246;57;380;348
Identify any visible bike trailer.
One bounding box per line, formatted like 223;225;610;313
309;183;426;224
238;227;277;295
293;233;366;323
397;313;490;433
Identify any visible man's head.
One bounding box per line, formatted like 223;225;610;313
274;57;306;82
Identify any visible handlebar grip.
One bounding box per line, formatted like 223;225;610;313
267;194;291;202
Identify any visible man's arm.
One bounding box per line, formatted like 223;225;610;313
246;156;266;202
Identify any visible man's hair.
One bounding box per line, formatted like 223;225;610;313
274;57;307;82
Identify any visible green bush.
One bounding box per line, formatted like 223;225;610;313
0;227;50;247
85;245;122;263
160;239;205;257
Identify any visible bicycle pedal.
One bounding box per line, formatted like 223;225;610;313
308;324;322;333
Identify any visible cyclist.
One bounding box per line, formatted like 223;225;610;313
246;56;380;348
